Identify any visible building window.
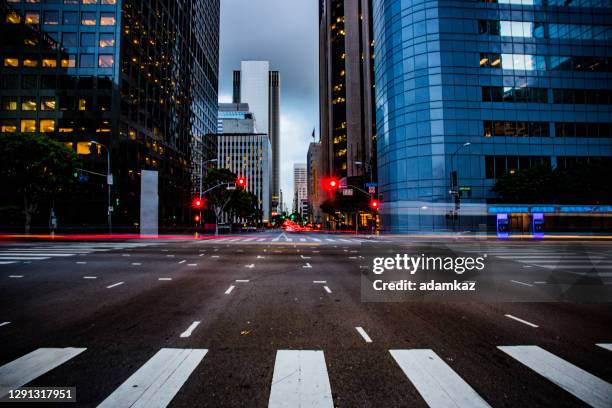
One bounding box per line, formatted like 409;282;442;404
478;20;500;35
61;55;76;68
3;57;18;67
82;0;97;4
555;123;612;138
6;12;21;24
42;57;57;68
101;0;116;3
482;86;548;103
63;11;78;25
100;13;115;26
80;53;95;67
40;119;55;133
20;119;37;133
63;32;77;47
40;98;56;111
24;12;40;25
483;121;549;137
78;98;89;110
81;32;95;46
485;156;551;179
22;98;37;111
2;97;17;111
553;89;612;105
98;54;114;67
479;53;501;68
99;33;114;48
76;142;92;155
500;21;533;38
81;12;96;25
22;56;38;68
44;11;59;25
1;121;17;133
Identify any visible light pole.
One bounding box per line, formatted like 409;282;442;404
90;141;112;233
449;142;471;230
200;158;218;198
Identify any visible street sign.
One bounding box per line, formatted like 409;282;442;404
368;186;376;194
366;182;378;188
341;188;353;196
78;174;89;182
107;174;113;185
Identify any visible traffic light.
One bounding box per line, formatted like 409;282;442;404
194;214;201;222
236;177;246;188
192;197;203;209
327;178;339;190
370;199;380;211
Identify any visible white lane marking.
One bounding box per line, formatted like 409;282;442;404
8;275;23;278
187;264;197;267
268;350;333;408
498;345;612;408
300;238;306;242
166;254;175;258
300;255;311;259
245;264;255;268
272;234;282;242
199;253;205;257
0;322;10;327
339;239;351;243
311;238;321;242
0;253;74;257
257;238;266;242
243;238;256;242
97;348;207;408
131;262;142;266
303;263;312;269
180;321;201;338
534;281;546;284
236;279;250;283
178;260;186;264
0;257;47;261
122;254;131;257
83;276;97;279
325;238;335;242
225;285;235;295
313;280;327;284
76;261;87;265
0;261;16;264
504;314;539;328
158;278;172;281
510;280;533;287
348;256;357;259
390;349;491;408
0;348;86;399
355;327;373;343
596;343;612;352
211;255;220;258
257;255;265;259
323;286;332;294
107;282;124;289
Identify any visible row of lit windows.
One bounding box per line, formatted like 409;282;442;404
479;53;612;72
60;32;115;48
478;20;612;40
485;155;552;178
2;94;110;111
3;54;114;68
480;0;612;7
483;121;550;137
5;11;115;26
0;119;111;133
6;0;116;4
482;86;548;103
2;97;55;111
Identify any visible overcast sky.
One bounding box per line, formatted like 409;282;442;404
218;0;319;210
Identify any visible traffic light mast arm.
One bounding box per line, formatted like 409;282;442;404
345;184;373;198
75;167;107;178
202;182;234;196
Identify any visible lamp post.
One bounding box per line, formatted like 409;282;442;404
449;142;471;231
200;158;218;199
90;141;112;233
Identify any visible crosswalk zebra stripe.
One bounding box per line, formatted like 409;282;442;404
0;261;16;265
97;348;207;408
498;346;612;408
325;239;335;242
596;343;612;352
0;253;75;257
311;238;321;242
0;347;86;399
268;350;333;408
390;349;491;408
0;257;48;261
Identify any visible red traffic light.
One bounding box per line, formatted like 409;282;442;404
194;214;201;222
326;178;339;190
236;177;246;188
192;197;203;209
370;199;380;210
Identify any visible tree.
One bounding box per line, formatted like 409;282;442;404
492;166;556;203
0;133;80;233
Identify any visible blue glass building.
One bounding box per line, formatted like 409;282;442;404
373;0;612;232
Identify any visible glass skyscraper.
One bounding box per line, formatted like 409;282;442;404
0;0;219;229
373;0;612;232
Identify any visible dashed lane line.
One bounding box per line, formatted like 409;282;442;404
355;326;373;343
504;314;539;328
106;282;124;289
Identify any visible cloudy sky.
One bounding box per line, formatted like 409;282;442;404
218;0;319;210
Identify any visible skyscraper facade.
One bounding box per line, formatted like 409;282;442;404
307;142;324;224
0;0;220;229
292;163;307;216
319;0;376;183
373;0;612;232
232;61;280;210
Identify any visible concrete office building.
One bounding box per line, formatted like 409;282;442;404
233;61;280;210
217;102;271;222
292;163;307;216
319;0;376;184
0;0;220;229
307;142;324;224
373;0;612;232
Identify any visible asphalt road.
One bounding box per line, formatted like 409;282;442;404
0;232;611;407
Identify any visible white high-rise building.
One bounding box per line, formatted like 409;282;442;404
293;163;307;215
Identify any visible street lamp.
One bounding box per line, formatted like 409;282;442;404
200;158;218;199
449;142;471;230
90;140;112;233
